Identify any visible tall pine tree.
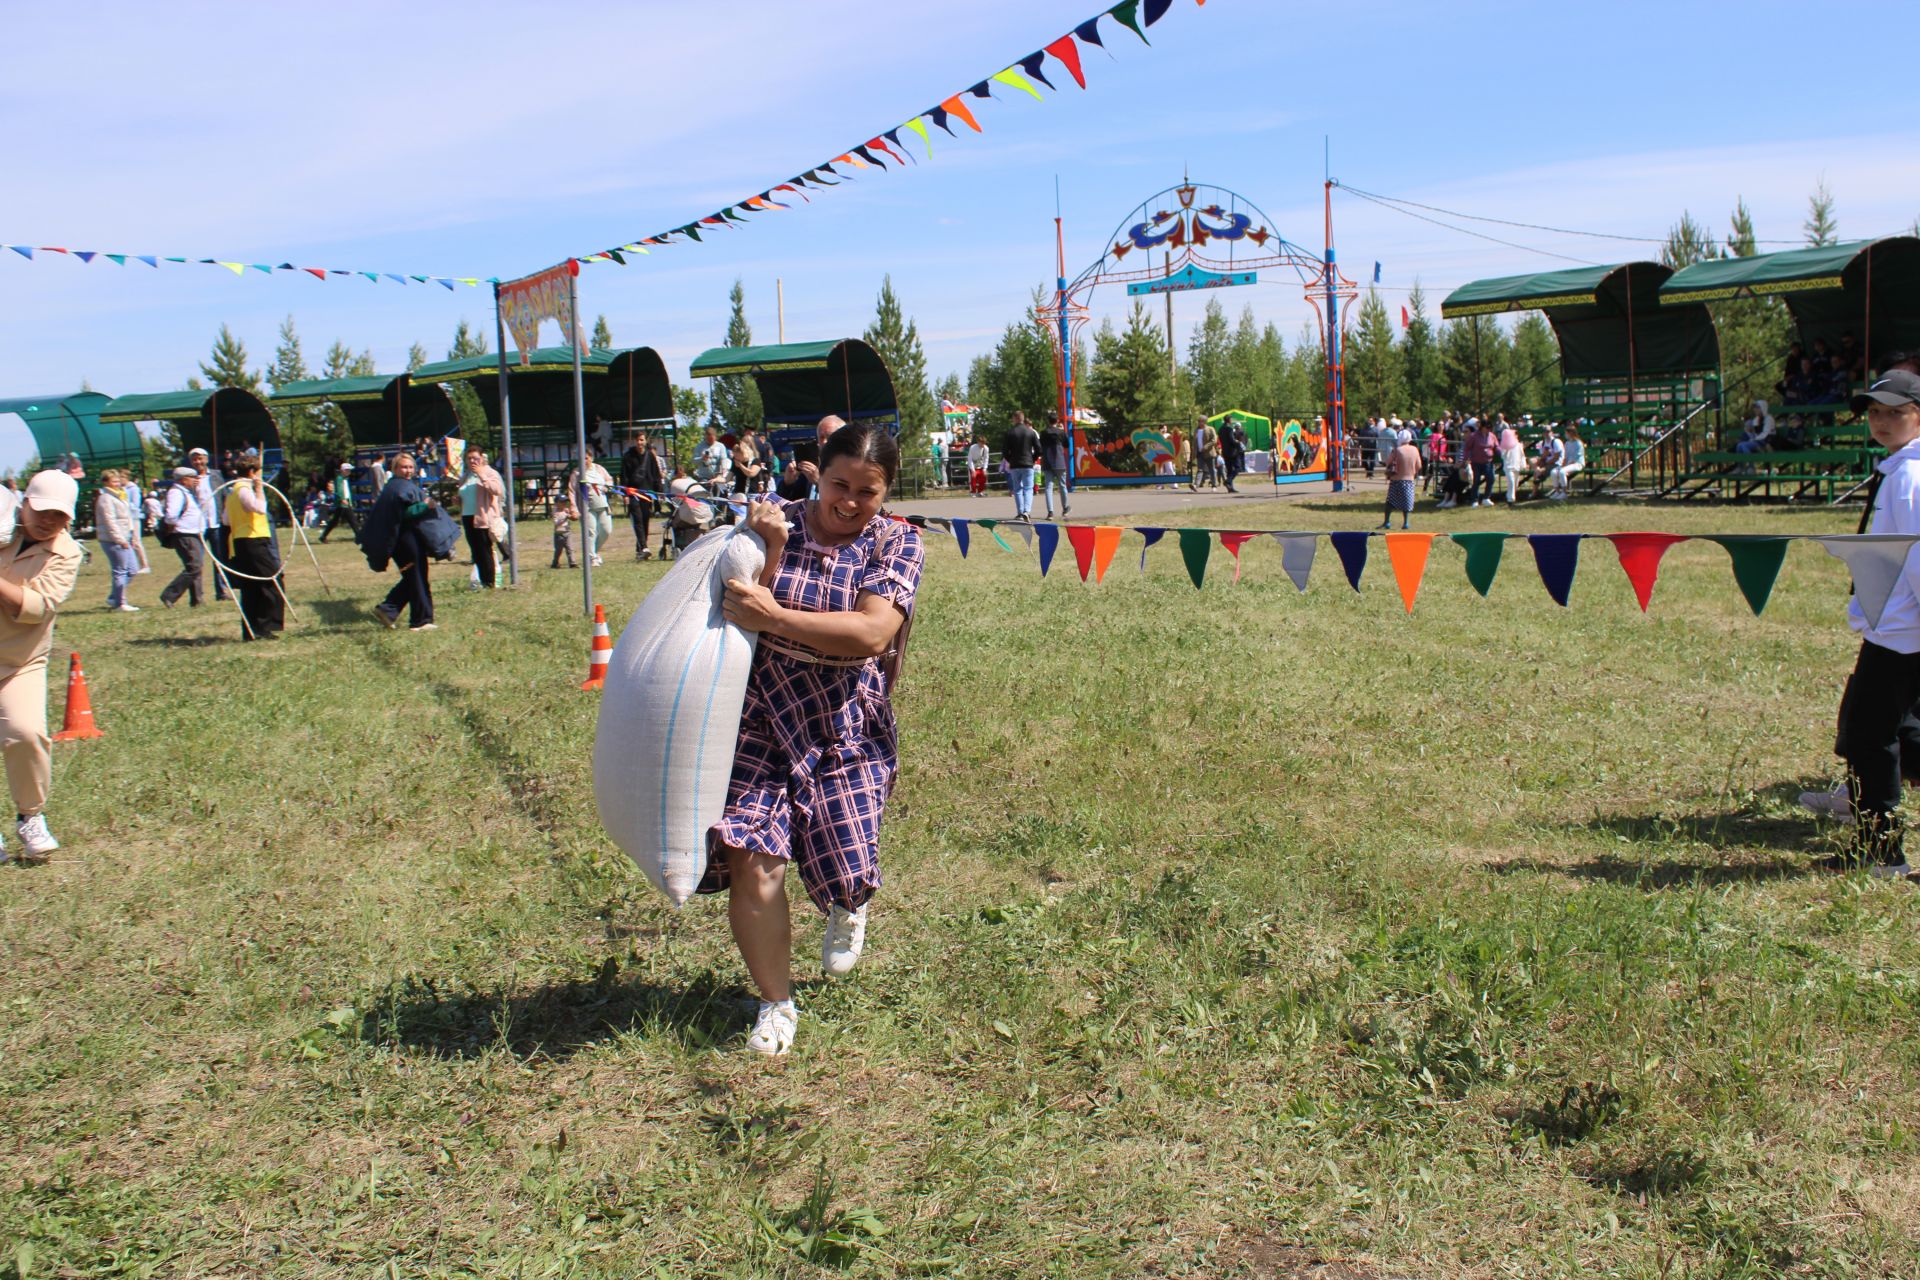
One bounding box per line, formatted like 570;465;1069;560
268;316;331;480
1184;298;1233;415
1401;282;1438;418
1343;290;1404;420
974;288;1057;434
1804;180;1838;246
1716;197;1794;400
444;321;492;446
1506;313;1561;416
592;315;614;349
200;324;262;395
710;279;763;437
862;274;939;457
1661;212;1720;269
1084;302;1175;429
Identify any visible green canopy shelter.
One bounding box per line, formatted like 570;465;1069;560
0;392;143;476
689;339;898;429
1659;236;1920;361
99;386;281;461
1207;408;1272;451
1442;262;1717;378
411;345;675;428
270;373;457;448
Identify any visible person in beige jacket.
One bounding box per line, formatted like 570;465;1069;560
0;470;83;862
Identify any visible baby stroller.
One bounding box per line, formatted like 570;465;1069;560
665;477;718;556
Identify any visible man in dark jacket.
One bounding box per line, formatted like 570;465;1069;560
1002;412;1042;520
363;452;442;632
777;415;846;501
620;429;666;561
1220;418;1247;493
1038;414;1073;519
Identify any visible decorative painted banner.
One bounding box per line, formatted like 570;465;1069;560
1125;264;1258;295
498;261;579;365
917;517;1920;624
0;243;488;290
573;0;1204;267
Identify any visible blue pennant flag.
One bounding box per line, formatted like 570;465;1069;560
1373;261;1382;284
1035;523;1060;576
1528;534;1582;606
1329;531;1369;591
951;518;970;559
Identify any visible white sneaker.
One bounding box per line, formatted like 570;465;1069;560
1798;786;1854;823
115;604;141;612
822;903;868;976
745;999;797;1056
16;814;58;857
1869;861;1915;880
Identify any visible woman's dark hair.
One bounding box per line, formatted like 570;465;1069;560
231;456;261;477
818;422;899;488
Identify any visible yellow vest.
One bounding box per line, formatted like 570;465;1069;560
225;487;271;545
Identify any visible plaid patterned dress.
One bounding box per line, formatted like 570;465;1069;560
702;501;925;912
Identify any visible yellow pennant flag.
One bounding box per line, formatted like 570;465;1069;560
902;117;932;158
992;68;1044;100
217;261;245;275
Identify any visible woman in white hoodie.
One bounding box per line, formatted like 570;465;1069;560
1735;399;1776;454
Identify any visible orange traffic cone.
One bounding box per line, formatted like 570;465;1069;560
53;651;104;741
581;604;612;691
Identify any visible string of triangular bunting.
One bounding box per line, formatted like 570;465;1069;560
920;518;1920;625
0;243;490;290
573;0;1203;266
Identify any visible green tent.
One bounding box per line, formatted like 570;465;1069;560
411;345;674;428
1441;262;1717;378
99;386;281;460
0;392;143;476
689;339;897;427
1659;236;1920;357
271;373;457;448
1207;409;1272;451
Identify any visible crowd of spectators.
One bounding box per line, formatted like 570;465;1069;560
1353;412;1587;508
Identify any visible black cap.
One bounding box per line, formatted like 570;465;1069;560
1852;369;1920;413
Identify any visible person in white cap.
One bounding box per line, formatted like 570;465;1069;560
0;470;83;862
187;448;229;601
158;467;208;608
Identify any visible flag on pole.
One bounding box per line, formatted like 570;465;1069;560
1373;261;1382;284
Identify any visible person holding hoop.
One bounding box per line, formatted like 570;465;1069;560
0;471;82;862
221;455;284;640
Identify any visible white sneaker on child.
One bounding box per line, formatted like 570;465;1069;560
746;1000;797;1056
822;904;868;976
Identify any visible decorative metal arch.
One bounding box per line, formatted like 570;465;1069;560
1037;180;1359;486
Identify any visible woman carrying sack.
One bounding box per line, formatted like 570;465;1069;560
459;445;505;590
0;471;83;861
221;456;285;640
699;423;925;1056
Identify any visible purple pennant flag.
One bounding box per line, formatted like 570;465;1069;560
1075;17;1106;46
968;80;993;99
1144;0;1174;23
1328;531;1369;591
1035;522;1060;576
1528;534;1583;606
927;106;955;135
73;251;96;263
1137;526;1166;573
951;518;970;559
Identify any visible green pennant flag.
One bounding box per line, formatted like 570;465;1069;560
975;518;1016;552
1108;0;1150;43
1177;527;1210;589
1450;532;1510;598
1704;535;1790;616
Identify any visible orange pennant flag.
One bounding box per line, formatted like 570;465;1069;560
941;95;983;132
1383;532;1437;613
1091;526;1122;582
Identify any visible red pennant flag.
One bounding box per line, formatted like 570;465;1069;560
1065;525;1097;581
1219;532;1257;583
303;267;326;279
868;136;904;165
1045;35;1088;88
1606;533;1690;612
1400;305;1410;328
940;95;982;132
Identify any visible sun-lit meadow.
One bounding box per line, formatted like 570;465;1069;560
2;491;1916;1279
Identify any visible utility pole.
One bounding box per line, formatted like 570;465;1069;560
777;278;785;343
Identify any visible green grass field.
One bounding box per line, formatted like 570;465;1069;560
3;493;1916;1279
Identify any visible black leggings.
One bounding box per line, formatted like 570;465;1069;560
463;516;495;588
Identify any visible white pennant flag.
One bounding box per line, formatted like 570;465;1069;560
1815;534;1920;630
1269;532;1317;593
1010;522;1035;549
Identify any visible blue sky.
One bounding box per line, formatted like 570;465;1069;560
3;0;1916;467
